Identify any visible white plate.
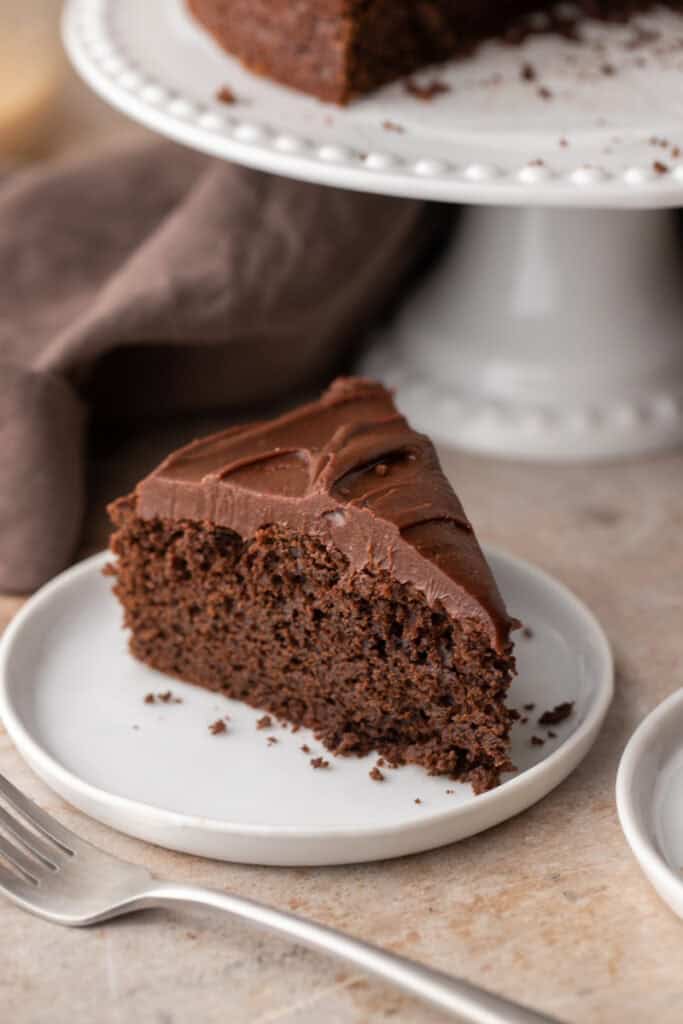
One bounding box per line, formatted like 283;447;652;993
0;549;612;866
617;689;683;919
64;0;683;207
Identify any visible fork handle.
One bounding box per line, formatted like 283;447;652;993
141;882;561;1024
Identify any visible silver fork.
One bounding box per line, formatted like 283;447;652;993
0;772;561;1024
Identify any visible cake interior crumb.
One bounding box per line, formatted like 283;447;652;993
158;690;182;704
539;702;574;726
145;691;182;704
216;85;236;104
405;78;451;101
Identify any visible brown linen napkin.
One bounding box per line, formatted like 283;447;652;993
0;139;442;593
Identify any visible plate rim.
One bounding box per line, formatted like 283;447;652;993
0;547;613;845
616;686;683;917
62;0;683;209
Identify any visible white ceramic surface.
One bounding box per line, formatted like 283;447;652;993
63;0;683;461
363;206;683;461
64;0;683;207
0;549;613;867
617;689;683;921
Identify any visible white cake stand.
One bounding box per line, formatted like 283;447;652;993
64;0;683;459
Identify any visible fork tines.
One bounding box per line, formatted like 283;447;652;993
0;773;75;883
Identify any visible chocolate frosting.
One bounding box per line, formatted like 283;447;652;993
137;378;514;652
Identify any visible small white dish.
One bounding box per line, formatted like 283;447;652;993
617;689;683;919
0;549;612;866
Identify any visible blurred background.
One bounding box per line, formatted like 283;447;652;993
1;0;142;160
0;2;161;570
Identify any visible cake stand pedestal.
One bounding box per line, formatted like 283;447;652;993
365;205;683;458
64;0;683;459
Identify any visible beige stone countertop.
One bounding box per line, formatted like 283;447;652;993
3;71;683;1024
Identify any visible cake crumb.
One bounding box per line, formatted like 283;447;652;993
405;78;451;101
158;691;182;704
559;137;569;148
216;85;237;104
256;715;272;730
144;693;155;704
310;757;330;770
521;716;529;725
523;703;536;711
300;744;311;754
445;789;455;795
538;702;574;726
209;719;228;735
414;798;422;805
382;120;405;133
369;766;385;782
267;735;279;746
521;62;536;82
653;160;669;175
291;723;301;733
522;626;534;639
548;730;558;739
624;24;659;50
377;757;386;768
538;86;553;100
531;735;546;747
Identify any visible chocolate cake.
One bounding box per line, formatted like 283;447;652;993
187;1;683;104
107;379;517;792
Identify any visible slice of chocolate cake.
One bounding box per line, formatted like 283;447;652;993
107;379;517;792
